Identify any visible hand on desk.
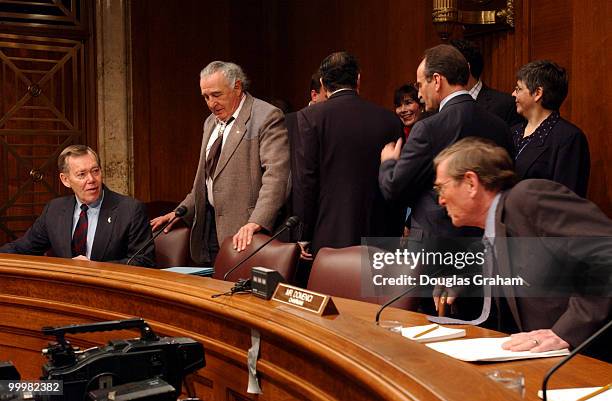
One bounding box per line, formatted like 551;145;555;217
502;329;569;353
72;255;89;261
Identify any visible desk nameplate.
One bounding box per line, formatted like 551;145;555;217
272;284;339;316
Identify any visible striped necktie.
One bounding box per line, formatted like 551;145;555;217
206;117;234;179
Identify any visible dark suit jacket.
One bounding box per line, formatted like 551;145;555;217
477;84;524;128
494;179;611;353
294;90;404;254
379;93;512;239
512;117;590;198
0;187;155;267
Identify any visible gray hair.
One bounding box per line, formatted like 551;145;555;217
200;61;250;90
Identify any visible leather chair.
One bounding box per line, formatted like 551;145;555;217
307;246;418;310
153;221;191;268
213;233;300;283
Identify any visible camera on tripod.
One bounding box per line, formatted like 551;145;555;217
0;318;205;401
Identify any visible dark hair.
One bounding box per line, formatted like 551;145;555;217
58;145;100;174
393;84;419;107
319;51;359;92
434;137;517;192
450;39;484;80
423;44;469;86
310;71;322;92
516;60;568;111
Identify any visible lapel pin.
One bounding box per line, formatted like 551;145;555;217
108;217;112;223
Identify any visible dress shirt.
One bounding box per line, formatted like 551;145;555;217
205;94;246;206
439;90;470;111
468;80;483;100
71;190;104;259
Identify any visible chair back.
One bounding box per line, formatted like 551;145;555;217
153;224;191;267
214;233;299;283
308;246;418;310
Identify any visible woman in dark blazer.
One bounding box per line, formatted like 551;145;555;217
511;60;590;197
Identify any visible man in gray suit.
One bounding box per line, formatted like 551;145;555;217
0;145;155;267
151;61;289;265
433;137;611;357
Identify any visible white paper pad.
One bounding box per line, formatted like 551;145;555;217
402;324;466;343
425;336;569;362
537;387;612;401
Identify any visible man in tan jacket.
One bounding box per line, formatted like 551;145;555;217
151;61;289;264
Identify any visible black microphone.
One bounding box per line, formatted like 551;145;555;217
375;284;420;324
541;319;612;401
222;216;300;281
126;205;188;266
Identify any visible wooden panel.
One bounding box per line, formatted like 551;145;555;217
11;255;609;400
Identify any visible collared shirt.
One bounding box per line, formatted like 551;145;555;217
72;190;104;259
512;111;560;159
469;80;483;100
205;94;246;206
483;192;502;248
439;89;470;111
328;88;355;97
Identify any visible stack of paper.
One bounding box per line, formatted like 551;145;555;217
537;386;611;401
402;324;466;343
162;266;214;277
426;337;569;362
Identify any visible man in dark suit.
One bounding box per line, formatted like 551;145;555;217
0;145;155;267
433;137;611;357
379;44;512;241
451;39;523;128
294;51;404;256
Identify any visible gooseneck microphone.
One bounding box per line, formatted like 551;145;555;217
541;319;612;401
126;205;188;266
375;284;420;324
222;216;300;281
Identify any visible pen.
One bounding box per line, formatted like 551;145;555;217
413;324;439;339
576;383;611;401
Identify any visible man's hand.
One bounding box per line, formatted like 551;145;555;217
72;255;89;261
150;211;178;233
502;329;570;353
432;285;459;311
298;241;313;261
381;139;403;163
233;222;262;251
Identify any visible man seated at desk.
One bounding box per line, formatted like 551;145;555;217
0;145;155;267
431;137;611;359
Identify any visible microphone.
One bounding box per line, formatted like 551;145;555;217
126;205;188;266
541;319;612;401
375;284;420;324
222;216;300;281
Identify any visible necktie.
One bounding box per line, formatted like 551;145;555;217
427;238;494;325
72;204;89;257
205;117;234;179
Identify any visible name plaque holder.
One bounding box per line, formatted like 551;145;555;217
272;284;339;316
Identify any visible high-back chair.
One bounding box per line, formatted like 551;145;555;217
153;223;191;267
307;246;418;310
213;233;300;283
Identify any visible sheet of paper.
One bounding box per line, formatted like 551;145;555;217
537;387;612;401
401;324;466;343
162;266;214;276
426;336;569;362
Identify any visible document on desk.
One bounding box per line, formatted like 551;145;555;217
162;266;214;276
426;337;569;362
537;386;612;401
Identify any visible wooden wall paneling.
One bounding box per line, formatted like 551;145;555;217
570;0;612;214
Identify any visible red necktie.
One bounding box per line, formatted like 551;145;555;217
71;204;89;257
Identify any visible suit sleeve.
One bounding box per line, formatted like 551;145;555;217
551;129;590;198
293;110;319;241
112;201;156;267
0;204;51;255
378;120;434;206
248;108;290;231
524;182;612;347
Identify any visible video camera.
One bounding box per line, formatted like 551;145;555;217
0;318;205;401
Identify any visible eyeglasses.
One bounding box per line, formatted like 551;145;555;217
433;179;454;196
